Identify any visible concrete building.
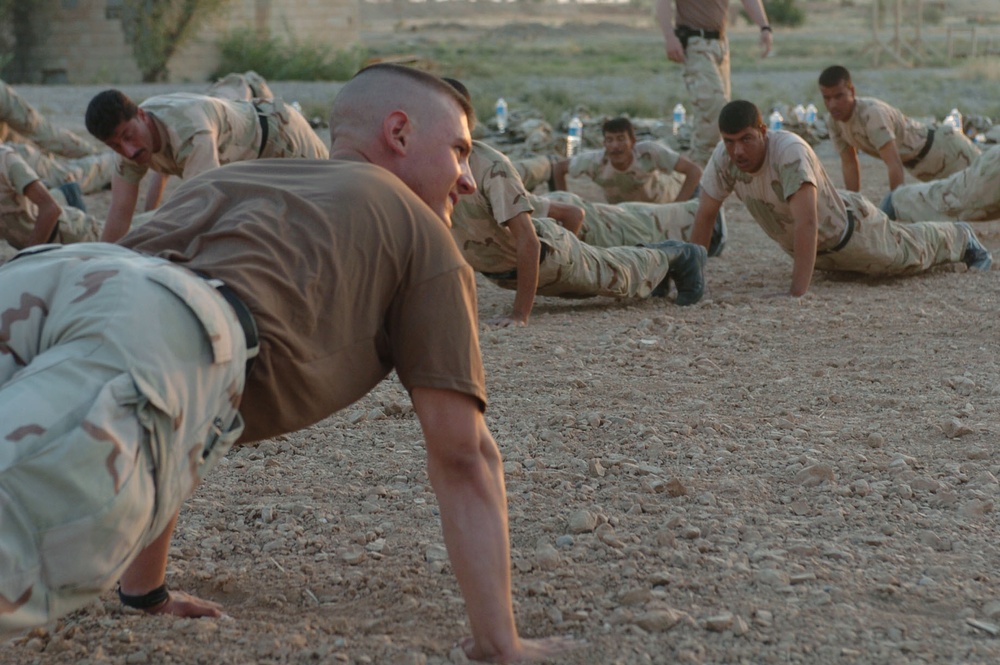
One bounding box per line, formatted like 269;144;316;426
7;0;359;84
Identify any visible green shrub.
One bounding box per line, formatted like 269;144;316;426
213;28;365;81
746;0;806;28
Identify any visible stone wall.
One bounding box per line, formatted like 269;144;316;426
14;0;358;84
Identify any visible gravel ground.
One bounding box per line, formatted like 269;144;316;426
4;19;1000;665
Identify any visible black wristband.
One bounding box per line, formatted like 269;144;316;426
118;583;170;610
760;25;772;33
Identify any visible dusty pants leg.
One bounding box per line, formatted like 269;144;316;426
487;217;670;298
0;81;98;158
0;245;247;637
892;145;1000;223
682;37;729;167
815;193;967;275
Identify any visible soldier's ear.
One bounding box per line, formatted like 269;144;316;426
383;110;412;156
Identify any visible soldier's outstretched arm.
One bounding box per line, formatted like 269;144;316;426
690;188;723;250
23;181;62;246
413;387;578;662
102;174;140;242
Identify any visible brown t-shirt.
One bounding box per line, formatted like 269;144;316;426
675;0;729;33
122;157;486;443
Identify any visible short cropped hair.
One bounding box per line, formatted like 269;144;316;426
85;89;138;141
818;65;852;89
718;100;764;134
441;77;478;130
354;63;475;126
602;116;635;140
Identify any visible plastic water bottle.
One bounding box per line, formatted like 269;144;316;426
495;97;508;134
672;103;686;136
792;104;806;123
943;107;962;132
768;109;783;131
805;103;818;125
566;116;583;157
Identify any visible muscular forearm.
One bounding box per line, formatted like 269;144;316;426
119;512;177;595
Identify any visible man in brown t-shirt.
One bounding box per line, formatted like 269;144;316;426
0;64;571;662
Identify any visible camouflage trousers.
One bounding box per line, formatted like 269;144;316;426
0;244;248;637
207;71;274;102
908;124;981;182
682;37;730;167
10;142;116;194
813;191;967;275
892;144;1000;223
486;217;670;299
0;80;99;158
256;99;328;160
544;191;699;247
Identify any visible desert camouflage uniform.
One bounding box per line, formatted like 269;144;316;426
512;154;555;192
569;141;685;204
0;145;101;255
117;93;328;185
0;79;99;158
8;142;116;194
452;141;671;299
828;97;980;182
889;144;1000;223
702;131;970;275
682;36;730;167
529;190;699;247
0;243;247;636
206;70;274;102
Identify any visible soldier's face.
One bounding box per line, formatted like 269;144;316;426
722;126;768;173
820;80;856;122
603;131;635;168
104;109;156;164
396;95;476;225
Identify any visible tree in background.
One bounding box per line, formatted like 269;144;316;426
121;0;232;82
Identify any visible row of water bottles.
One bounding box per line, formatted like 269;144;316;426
496;97;584;157
768;103;818;131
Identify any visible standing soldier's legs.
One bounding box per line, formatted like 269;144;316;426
682;38;730;167
890;145;1000;223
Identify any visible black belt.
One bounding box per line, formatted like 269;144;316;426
675;25;721;49
818;209;856;255
903;128;934;169
197;273;260;379
256;110;269;158
481;244;549;281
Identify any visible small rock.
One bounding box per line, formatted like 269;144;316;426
703;612;733;632
795;464;836;487
426;544;449;562
568;509;597;534
588;459;606;477
943;418;973;439
633;608;683;632
665;478;688;497
535;544;561;570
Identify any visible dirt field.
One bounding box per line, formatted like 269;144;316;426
4;7;1000;665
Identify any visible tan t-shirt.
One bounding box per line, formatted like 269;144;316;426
451;140;536;274
827;97;929;162
569;141;682;204
122;158;486;443
675;0;729;33
116;92;263;184
701;130;849;254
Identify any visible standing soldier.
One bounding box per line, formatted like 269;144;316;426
655;0;774;166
